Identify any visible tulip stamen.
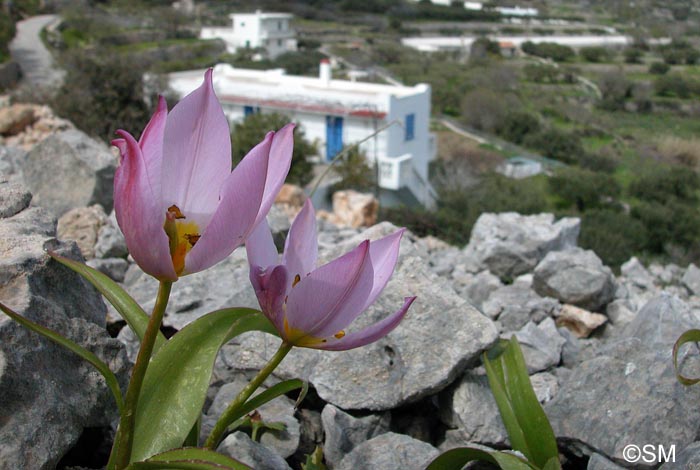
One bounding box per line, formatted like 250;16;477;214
292;274;301;287
167;205;186;219
334;330;345;339
163;204;201;275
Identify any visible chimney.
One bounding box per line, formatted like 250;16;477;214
319;59;331;86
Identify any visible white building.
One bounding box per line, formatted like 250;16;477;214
402;35;636;53
168;62;437;208
200;10;297;59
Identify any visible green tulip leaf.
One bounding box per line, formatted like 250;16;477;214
426;446;536;470
217;379;306;435
49;252;166;352
130;309;278;462
673;329;700;385
483;337;561;470
0;300;124;413
126;447;251;470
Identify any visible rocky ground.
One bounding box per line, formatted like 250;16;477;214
1;100;700;470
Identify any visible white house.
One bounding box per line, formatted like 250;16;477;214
200;10;297;59
168;61;437;207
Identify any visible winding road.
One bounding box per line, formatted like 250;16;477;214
9;14;64;88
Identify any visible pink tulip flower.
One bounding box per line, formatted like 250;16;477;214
112;69;293;281
247;200;415;350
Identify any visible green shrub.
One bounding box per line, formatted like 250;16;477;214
0;14;15;62
623;47;643;64
654;73;694;99
548;167;620;211
628;166;700;204
580;46;610;63
523;128;584;164
649;61;670;75
231;112;316;187
332;146;375;192
521;41;575;62
631;201;700;253
579;209;648;269
495;111;541;145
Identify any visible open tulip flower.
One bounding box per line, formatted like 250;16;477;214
246;199;416;350
112;69;293;281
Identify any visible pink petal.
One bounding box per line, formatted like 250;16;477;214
362;228;405;311
112;131;176;281
254;123;295;226
183;131;272;274
161;69;231;216
282;199;317;290
137;96;168;202
247;219;280;271
286;240;373;338
250;264;288;333
319;297;416;351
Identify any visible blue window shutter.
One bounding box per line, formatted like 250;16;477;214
405;114;415;141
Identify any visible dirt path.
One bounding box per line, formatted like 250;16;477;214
9;14;65;89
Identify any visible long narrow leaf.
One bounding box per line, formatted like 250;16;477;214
0;300;124;413
217;379;306;433
131;309;278;462
49;252;167;352
673;329;700;385
427;446;536;470
127;447;251;470
484;337;560;470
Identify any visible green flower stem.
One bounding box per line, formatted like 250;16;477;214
110;280;173;470
204;341;293;449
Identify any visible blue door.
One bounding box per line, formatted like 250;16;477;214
326;116;343;161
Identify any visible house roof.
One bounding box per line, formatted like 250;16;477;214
169;64;429;118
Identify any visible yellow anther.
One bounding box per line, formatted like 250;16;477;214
185;233;201;247
334;330;346;339
293;274;301;287
167;204;186;219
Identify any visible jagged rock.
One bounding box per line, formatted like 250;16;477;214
463;212;580;281
555;304;607;338
86;258;129;282
453;270;502;309
682;264;700;296
512;318;565;373
0;179;32;218
546;295;700;466
558;328;601;368
216;223;498;411
0;104;36;136
0;145;26;178
438;371;508;448
335;432;439;470
321;404;391;468
588;453;625;470
428;246;461;277
217;432;292;470
0;196;128;470
274;183;306;208
660;441;700;469
57;205;108;260
620;257;655;290
533;247;616;312
19;129;116;215
482;284;559;332
295;409;324;462
204;375;300;458
649;263;683;286
530;371;559;403
605;300;636;327
94;213;128;259
319;190;379;228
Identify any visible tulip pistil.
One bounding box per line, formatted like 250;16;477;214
164;204;201;276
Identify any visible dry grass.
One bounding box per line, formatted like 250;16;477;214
656;135;700;168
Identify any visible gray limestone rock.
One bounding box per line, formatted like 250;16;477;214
660;441;700;470
321;404;390;468
19;129;116;215
438;371;508;448
462;212;580;281
588;453;625;470
94;221;128;259
546;295;700;466
620;257;655;290
530;371;559;403
0;198;128;470
217;432;292;470
482;284;559;332
335;432;439;470
86;257;129;282
512;318;565;373
0;179;31;218
605;299;636;327
533;247;616;312
204;376;300;458
683;264;700;296
454;270;503;310
218;223;499;410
